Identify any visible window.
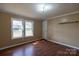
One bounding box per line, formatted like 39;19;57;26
11;18;34;39
11;18;24;39
25;21;34;37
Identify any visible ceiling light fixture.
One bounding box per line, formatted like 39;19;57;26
37;4;52;12
37;4;52;20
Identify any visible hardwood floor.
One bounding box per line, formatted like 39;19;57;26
0;39;79;56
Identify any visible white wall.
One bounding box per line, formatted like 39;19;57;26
42;20;48;39
47;13;79;49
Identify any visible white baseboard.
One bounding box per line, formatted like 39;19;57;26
0;39;39;50
46;39;79;50
1;39;79;50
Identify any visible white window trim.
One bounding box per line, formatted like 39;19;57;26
11;18;34;39
11;18;24;39
24;20;34;38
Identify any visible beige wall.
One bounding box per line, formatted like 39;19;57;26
0;12;42;49
47;13;79;48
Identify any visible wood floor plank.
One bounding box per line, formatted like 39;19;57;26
0;39;79;56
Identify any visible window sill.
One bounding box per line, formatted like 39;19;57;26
11;37;24;40
24;36;34;38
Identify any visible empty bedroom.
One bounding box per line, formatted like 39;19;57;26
0;3;79;56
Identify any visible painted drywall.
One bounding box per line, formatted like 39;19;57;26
0;12;42;49
47;13;79;48
42;20;48;39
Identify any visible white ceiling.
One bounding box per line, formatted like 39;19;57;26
0;3;79;20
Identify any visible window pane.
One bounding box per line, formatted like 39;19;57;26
12;19;23;39
25;21;33;37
